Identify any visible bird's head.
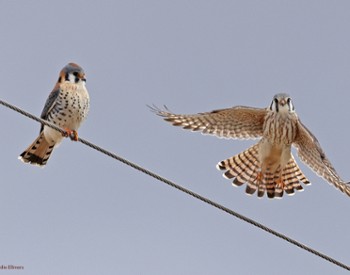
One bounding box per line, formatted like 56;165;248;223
58;62;86;84
269;93;295;113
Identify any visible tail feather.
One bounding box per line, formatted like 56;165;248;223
217;143;310;199
265;172;282;199
19;132;56;167
282;156;310;196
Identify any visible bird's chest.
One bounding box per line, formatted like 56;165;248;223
263;113;297;145
54;84;90;128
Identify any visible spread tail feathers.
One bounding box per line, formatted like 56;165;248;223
216;143;310;199
19;132;56;167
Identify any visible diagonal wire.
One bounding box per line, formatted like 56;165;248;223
1;98;349;272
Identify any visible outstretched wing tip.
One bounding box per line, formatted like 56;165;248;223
148;104;173;117
294;120;350;197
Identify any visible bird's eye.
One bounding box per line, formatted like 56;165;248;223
270;98;279;111
73;72;79;77
287;98;294;111
270;98;279;112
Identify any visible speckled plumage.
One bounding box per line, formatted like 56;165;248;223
151;93;350;198
19;63;89;166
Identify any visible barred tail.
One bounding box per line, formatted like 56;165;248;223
216;143;310;199
19;132;56;167
280;155;310;196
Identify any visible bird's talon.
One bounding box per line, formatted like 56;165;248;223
276;178;285;189
71;130;78;141
255;172;263;183
62;129;70;138
63;129;78;141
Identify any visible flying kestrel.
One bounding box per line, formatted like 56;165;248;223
151;93;350;198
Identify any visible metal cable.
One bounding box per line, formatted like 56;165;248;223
1;98;349;272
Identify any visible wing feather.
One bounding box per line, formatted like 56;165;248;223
150;105;267;139
293;120;350;196
39;88;60;132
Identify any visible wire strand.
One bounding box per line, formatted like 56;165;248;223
1;98;349;272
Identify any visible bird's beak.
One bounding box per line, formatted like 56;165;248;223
280;99;286;106
79;73;86;82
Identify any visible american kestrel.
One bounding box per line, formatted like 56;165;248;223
19;63;90;166
151;93;350;198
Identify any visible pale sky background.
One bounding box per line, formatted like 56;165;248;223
1;1;350;274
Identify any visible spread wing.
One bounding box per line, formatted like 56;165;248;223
39;87;60;132
150;105;267;139
293;120;350;196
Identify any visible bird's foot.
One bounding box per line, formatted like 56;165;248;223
275;178;285;189
63;129;79;141
255;172;263;183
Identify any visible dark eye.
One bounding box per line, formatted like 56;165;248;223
287;98;294;111
73;72;79;77
270;98;278;111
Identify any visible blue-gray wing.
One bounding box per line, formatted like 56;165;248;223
39;88;60;132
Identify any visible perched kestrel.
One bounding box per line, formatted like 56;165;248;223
19;63;90;166
151;93;350;198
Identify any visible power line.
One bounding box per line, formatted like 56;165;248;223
1;98;349;272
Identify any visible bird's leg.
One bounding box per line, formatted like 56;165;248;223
275;178;285;189
255;162;267;184
255;170;264;184
70;130;78;141
62;128;79;141
256;172;263;182
275;170;285;190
